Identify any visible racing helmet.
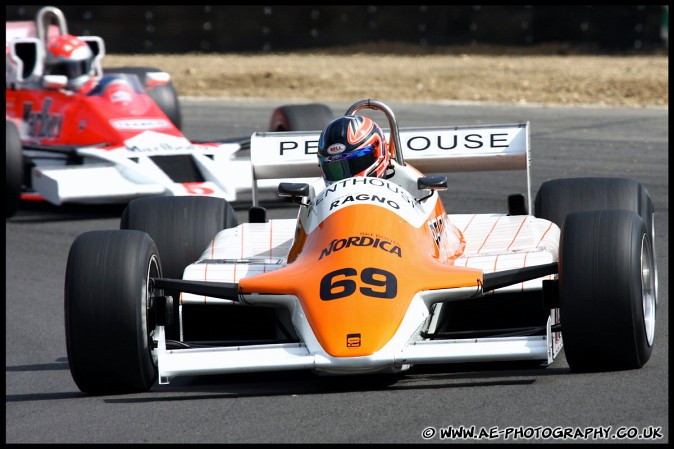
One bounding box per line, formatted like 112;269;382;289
44;34;94;91
317;115;389;185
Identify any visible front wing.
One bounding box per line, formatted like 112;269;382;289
154;292;556;383
25;133;293;205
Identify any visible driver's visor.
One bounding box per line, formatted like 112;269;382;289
45;59;92;78
319;146;376;182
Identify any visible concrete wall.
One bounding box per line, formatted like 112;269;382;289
6;5;668;53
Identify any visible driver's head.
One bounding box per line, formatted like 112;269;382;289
317;115;389;186
44;34;94;91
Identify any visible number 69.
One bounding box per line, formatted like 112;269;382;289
320;267;397;301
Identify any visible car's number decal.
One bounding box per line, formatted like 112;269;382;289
320;267;397;301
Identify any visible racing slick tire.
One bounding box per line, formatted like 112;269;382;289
65;230;160;394
6;120;23;218
534;177;654;242
105;66;182;130
558;210;656;371
269;103;334;131
534;176;658;304
120;196;238;340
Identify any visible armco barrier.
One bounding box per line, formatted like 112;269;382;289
6;5;668;53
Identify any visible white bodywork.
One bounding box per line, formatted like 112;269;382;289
26;136;314;204
27;135;256;204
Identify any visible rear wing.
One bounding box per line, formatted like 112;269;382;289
250;122;531;211
6;37;43;83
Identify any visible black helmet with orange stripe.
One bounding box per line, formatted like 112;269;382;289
317;115;389;185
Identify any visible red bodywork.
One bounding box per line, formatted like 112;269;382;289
6;77;182;147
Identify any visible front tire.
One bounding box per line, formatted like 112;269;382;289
65;230;160;394
558;210;656;371
535;176;658;305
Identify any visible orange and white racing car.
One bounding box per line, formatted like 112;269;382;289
64;99;658;395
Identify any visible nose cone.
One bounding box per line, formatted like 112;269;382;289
240;205;482;357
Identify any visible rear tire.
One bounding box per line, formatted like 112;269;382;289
269;103;333;131
6;120;23;218
559;210;656;371
535;177;654;241
105;66;182;130
120;196;237;340
65;230;160;394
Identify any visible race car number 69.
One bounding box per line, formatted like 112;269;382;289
320;267;397;300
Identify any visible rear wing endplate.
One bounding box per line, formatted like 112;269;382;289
250;122;531;210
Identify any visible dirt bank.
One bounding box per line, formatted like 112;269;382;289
104;44;668;108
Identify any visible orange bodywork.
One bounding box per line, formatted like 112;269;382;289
240;199;483;358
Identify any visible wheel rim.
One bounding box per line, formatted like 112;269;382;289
650;213;659;304
641;234;656;346
146;254;161;363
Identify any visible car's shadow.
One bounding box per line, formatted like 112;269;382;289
103;360;572;403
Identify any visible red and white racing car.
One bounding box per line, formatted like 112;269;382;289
64;99;658;394
5;6;332;218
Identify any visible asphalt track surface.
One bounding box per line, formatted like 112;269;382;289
5;99;668;444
